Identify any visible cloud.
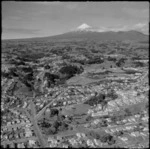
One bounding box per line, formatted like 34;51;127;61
97;23;149;34
3;27;40;34
132;23;148;34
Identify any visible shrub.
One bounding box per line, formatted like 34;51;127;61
107;57;117;62
116;58;126;67
87;57;104;64
84;93;106;106
59;65;83;79
50;109;59;117
2;71;12;78
106;90;118;100
124;108;132;116
133;61;145;67
47;127;56;135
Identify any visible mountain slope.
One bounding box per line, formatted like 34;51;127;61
3;24;148;41
44;30;148;41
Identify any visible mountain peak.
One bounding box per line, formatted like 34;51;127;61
77;23;92;30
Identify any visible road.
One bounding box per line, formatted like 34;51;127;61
30;101;48;147
35;88;69;120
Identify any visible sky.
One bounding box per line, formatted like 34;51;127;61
2;1;149;39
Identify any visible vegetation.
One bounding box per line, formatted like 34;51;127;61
116;58;127;67
59;65;84;79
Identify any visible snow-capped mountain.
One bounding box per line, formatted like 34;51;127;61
74;23;98;32
9;23;148;41
73;23;149;34
77;23;91;30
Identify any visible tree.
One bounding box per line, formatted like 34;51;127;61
47;127;56;135
124;108;132;116
85;115;92;121
116;58;126;67
111;116;117;123
59;65;83;79
44;65;51;69
50;109;59;117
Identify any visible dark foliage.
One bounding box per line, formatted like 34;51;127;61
2;72;12;79
106;90;118;100
107;57;117;62
116;58;127;67
133;61;145;67
44;72;60;86
84;93;106;106
124;108;132;116
44;65;51;69
87;57;104;64
50;108;59;117
59;65;83;79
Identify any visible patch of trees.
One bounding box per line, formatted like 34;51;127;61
132;57;142;60
40;119;51;128
87;130;116;145
84;93;107;108
106;89;118;100
62;54;71;60
8;67;19;77
87;57;104;64
111;110;126;123
2;71;12;79
44;119;69;135
107;57;117;62
50;108;59;117
43;72;60;87
44;72;59;82
116;58;127;67
90;48;99;53
114;131;124;137
133;61;145;67
85;115;93;122
41;110;70;135
8;58;26;66
7;66;35;93
124;108;132;116
51;48;64;55
145;102;149;113
59;65;84;79
20;66;33;73
100;119;108;127
124;70;137;74
70;59;87;65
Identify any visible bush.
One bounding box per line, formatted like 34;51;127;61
50;109;59;117
87;57;104;64
106;90;118;100
107;57;117;62
84;93;106;106
133;61;145;67
87;130;101;139
44;72;60;86
59;65;83;79
2;71;12;78
116;58;126;67
47;126;56;135
124;108;132;116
